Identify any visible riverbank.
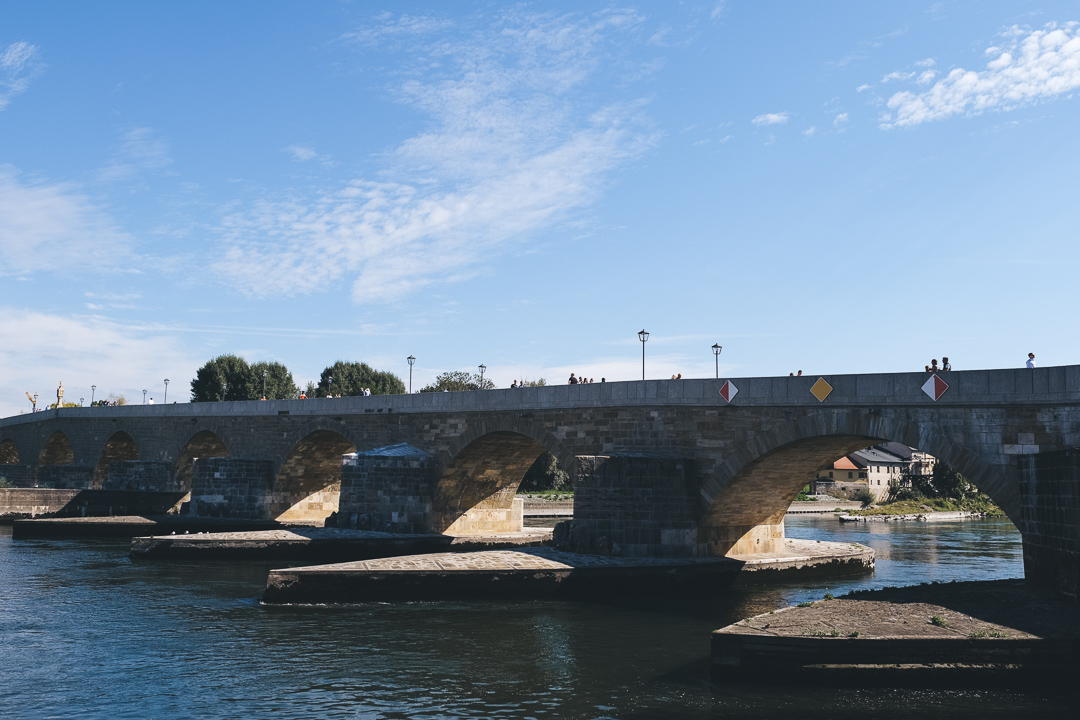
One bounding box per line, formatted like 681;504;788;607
839;510;989;523
712;579;1080;684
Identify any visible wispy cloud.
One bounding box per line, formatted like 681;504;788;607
0;168;133;275
0;309;201;416
752;112;789;126
0;41;43;111
881;22;1080;129
99;127;172;182
833;112;849;127
215;9;656;304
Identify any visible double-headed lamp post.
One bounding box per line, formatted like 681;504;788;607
638;329;649;380
164;378;170;403
711;344;723;379
407;356;415;393
478;364;486;386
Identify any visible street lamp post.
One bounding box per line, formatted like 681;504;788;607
80;397;84;407
262;370;267;400
91;385;96;405
638;329;649;380
478;364;486;386
407;356;415;393
164;378;170;403
712;344;723;379
142;389;148;404
328;375;334;397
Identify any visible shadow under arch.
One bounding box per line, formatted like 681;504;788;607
38;431;74;466
1;438;19;464
272;428;356;523
433;426;572;534
174;429;231;493
93;431;139;488
698;410;1018;555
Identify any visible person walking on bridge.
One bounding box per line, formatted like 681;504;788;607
1026;353;1036;369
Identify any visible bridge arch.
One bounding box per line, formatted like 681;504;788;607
38;431;74;466
173;427;232;493
93;431;140;488
1;438;19;464
271;420;358;523
433;419;573;534
698;410;1016;555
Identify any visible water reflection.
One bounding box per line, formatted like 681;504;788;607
2;518;1075;719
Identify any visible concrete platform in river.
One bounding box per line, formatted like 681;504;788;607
130;527;552;561
11;515;293;539
712;579;1080;685
262;538;872;603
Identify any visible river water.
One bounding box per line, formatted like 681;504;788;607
0;516;1075;719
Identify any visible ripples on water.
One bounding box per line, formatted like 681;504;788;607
0;517;1075;719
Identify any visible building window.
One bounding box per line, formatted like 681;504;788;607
848;471;853;479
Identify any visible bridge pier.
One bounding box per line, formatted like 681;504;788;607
101;461;172;492
559;455;699;557
37;465;93;489
189;458;274;519
336;444;434;533
0;464;36;487
1020;450;1080;602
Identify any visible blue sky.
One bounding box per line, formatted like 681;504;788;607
2;1;1079;414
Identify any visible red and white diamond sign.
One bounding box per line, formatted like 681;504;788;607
921;373;949;401
719;380;739;402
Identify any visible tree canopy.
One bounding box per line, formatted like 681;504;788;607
316;360;405;396
419;370;496;392
191;355;298;402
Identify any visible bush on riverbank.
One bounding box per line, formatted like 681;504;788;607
518;489;574;501
848;493;1005;517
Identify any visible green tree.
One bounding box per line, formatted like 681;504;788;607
250;361;299;400
316;360;405;396
930;461;974;499
190;354;257;402
519;378;547;387
520;452;570;492
420;371;496;392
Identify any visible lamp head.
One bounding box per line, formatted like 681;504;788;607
712;344;722;356
407;355;415;366
638;329;649;343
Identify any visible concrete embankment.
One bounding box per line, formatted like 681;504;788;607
712;579;1080;684
521;498;573;516
0;488;186;523
261;538;872;604
785;501;864;515
130;527;552;561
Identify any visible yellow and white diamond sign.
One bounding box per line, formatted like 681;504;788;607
810;377;833;402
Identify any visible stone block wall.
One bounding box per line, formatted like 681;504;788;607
562;455;699;557
102;461;172;491
336;450;434;533
37;465;94;489
0;464;35;487
190;458;274;519
1020;450;1079;602
444;497;523;535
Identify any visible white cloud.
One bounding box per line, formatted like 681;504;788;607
833;112;849;127
0;169;133;275
216;10;655;304
0;309;200;417
0;41;42;111
752;112;789;126
881;22;1080;128
99;127;172;182
856;84;871;92
285;146;317;162
915;58;937;68
802;126;817;137
710;2;726;21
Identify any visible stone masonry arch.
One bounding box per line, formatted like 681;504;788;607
433;420;573;534
271;424;357;523
0;438;19;464
698;409;1016;556
38;431;74;466
93;430;140;488
173;428;231;493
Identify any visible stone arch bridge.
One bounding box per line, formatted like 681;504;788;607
2;367;1078;598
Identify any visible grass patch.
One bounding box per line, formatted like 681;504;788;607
848;494;1004;517
970;630;1009;639
823;593;834;600
930;615;948;628
797;601;815;608
848;631;860;638
804;628;842;637
518;490;574;501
